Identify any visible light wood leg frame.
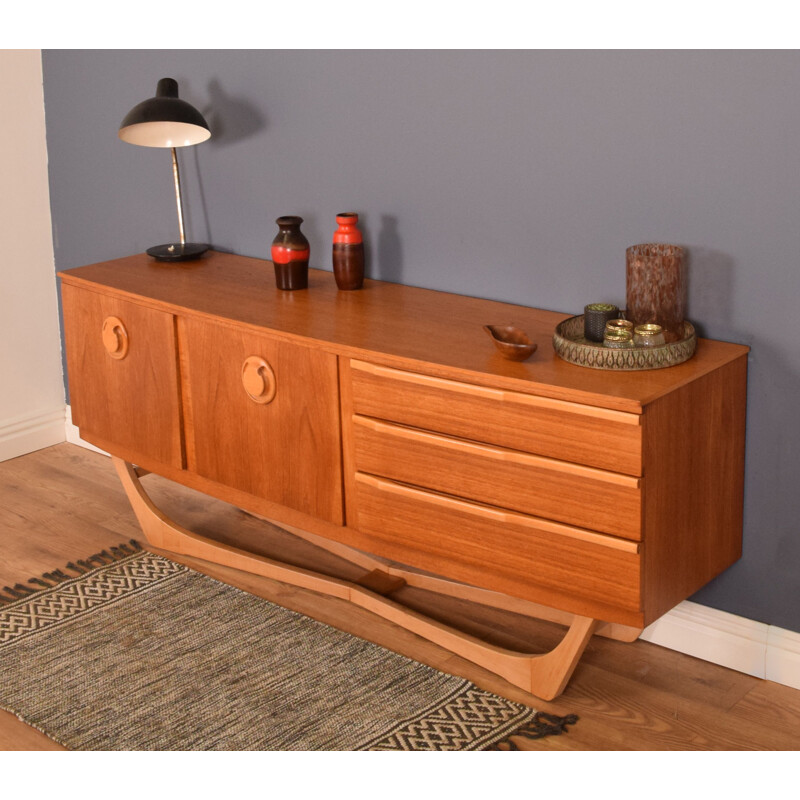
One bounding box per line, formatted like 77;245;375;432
113;457;636;700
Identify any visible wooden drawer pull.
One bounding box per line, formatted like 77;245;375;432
242;356;277;404
350;360;640;425
355;472;640;554
353;415;641;489
101;316;129;360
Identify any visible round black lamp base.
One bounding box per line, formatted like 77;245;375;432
146;242;210;262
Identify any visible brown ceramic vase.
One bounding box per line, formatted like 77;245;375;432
271;216;310;290
332;212;364;290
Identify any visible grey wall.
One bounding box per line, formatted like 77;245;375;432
42;50;800;633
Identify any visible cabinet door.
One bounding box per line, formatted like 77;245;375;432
61;283;183;468
181;317;343;525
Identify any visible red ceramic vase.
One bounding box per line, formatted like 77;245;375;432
332;212;364;290
271;216;309;290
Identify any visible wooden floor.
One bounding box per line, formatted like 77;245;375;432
2;443;799;751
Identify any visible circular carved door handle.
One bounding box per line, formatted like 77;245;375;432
102;316;129;360
241;356;277;404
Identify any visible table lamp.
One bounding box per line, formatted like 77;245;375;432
119;77;211;261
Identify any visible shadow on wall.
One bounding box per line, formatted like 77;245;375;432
186;147;213;250
375;214;403;284
204;79;267;147
691;335;800;632
188;80;267;255
685;246;746;344
683;245;800;631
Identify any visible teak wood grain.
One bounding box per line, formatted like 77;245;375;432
348;359;644;475
178;315;343;525
353;473;643;622
350;413;642;540
57;250;750;699
640;356;748;625
59;251;749;413
61;283;184;469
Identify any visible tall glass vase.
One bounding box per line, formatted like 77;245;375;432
625;243;686;342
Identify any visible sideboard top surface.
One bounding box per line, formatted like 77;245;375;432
59;251;749;413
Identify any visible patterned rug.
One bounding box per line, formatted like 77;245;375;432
0;542;577;751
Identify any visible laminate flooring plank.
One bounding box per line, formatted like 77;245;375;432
0;710;64;751
559;663;798;750
725;682;800;743
577;636;759;712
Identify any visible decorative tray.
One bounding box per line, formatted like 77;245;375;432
553;315;697;371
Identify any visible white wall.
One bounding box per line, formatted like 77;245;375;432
0;50;65;461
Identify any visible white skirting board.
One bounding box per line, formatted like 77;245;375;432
64;404;107;455
641;602;800;690
62;404;800;692
0;405;67;462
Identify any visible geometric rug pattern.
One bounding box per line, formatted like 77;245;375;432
0;546;576;750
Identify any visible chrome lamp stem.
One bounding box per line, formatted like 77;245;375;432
171;147;186;246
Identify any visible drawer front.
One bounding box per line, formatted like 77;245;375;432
349;360;642;475
351;415;642;540
353;474;642;615
61;284;183;468
181;317;343;525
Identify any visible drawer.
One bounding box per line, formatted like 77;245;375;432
349;360;642;475
351;415;641;540
353;473;642;615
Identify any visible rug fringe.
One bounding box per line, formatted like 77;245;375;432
0;540;142;605
1;583;37;601
487;711;579;750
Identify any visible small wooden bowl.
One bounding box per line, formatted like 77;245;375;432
483;324;538;362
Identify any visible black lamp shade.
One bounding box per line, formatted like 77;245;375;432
119;78;210;148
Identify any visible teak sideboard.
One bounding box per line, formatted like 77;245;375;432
58;251;749;700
